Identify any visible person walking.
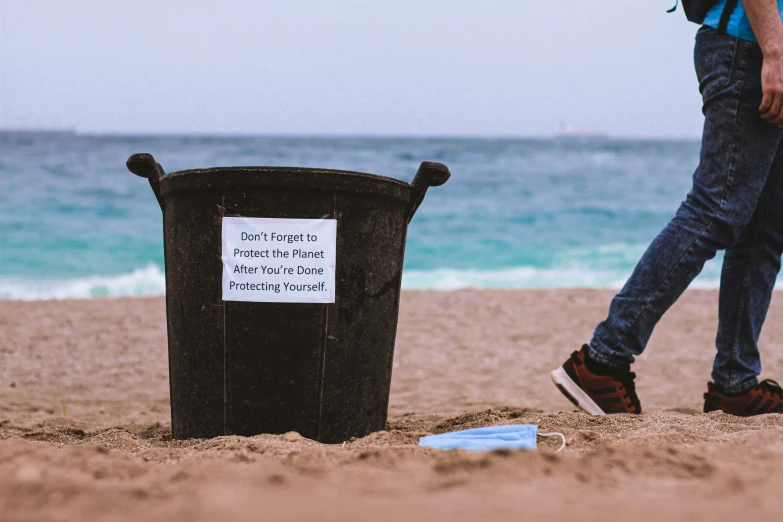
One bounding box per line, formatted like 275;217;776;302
552;0;783;416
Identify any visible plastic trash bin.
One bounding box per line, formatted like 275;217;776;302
126;153;450;443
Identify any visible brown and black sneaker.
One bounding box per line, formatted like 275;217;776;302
550;344;641;415
703;379;783;416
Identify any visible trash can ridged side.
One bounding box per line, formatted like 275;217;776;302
164;192;225;439
127;153;450;443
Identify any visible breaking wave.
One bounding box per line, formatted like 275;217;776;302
0;263;726;300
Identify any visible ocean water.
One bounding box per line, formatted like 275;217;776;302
1;134;726;300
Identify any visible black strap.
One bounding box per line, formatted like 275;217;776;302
718;0;739;33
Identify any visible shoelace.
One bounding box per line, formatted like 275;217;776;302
759;379;783;398
616;372;642;414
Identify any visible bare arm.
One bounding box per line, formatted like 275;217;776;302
745;0;783;125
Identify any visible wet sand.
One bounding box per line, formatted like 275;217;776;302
3;289;783;521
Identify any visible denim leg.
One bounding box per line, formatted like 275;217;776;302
589;28;783;368
713;143;783;393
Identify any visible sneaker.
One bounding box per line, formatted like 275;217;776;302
550;344;642;415
703;379;783;416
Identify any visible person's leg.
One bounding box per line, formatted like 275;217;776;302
713;142;783;394
589;27;783;369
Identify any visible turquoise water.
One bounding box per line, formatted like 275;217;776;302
1;134;724;299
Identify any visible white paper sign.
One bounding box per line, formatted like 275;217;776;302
221;217;337;303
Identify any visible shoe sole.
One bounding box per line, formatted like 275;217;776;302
550;366;606;416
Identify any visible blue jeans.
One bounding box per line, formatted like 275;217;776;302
589;26;783;394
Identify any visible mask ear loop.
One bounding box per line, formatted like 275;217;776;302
538;432;566;452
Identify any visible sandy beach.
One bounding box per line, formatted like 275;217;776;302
3;289;783;521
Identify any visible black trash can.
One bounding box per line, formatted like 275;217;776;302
126;153;450;443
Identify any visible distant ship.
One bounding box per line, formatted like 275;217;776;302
554;124;608;141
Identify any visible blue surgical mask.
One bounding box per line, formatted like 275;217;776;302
418;424;565;452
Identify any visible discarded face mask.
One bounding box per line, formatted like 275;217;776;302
418;424;566;452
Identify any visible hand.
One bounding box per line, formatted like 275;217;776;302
759;53;783;126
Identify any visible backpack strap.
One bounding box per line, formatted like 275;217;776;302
671;0;729;25
718;0;739;33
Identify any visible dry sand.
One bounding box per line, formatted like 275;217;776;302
3;289;783;521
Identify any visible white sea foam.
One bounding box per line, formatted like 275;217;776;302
407;267;623;290
0;265;166;300
402;267;725;290
402;244;724;290
0;263;730;301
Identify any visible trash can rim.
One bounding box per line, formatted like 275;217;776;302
159;166;414;202
164;166;411;188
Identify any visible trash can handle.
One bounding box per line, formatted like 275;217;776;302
408;161;450;223
126;153;166;212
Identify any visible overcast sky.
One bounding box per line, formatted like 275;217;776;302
0;1;704;137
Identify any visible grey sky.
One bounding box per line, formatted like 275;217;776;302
1;1;704;137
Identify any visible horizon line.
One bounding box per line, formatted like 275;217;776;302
38;130;702;141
